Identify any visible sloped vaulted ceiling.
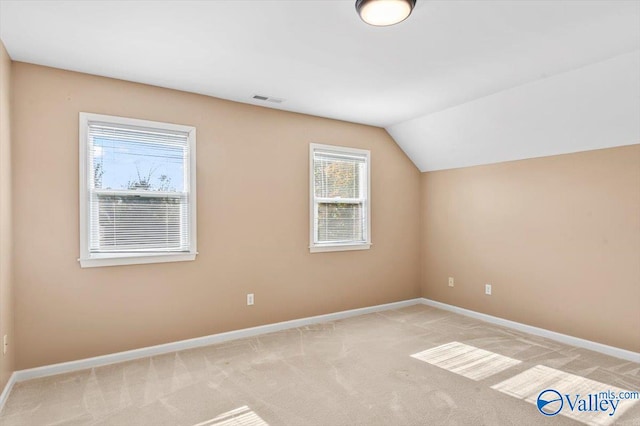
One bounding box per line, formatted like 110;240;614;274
1;0;638;171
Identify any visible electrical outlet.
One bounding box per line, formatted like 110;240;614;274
448;277;454;287
247;293;254;306
3;335;7;355
485;284;492;295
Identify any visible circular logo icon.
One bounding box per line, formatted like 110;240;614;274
537;389;563;416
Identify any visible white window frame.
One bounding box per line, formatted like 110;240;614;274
79;112;197;268
309;143;371;253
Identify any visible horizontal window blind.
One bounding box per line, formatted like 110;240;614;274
87;122;191;254
317;203;364;243
313;148;368;245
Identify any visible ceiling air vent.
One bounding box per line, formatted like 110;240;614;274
252;94;285;104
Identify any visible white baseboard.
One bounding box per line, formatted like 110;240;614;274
420;298;640;363
12;298;423;384
0;372;17;414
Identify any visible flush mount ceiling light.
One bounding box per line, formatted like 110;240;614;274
356;0;416;26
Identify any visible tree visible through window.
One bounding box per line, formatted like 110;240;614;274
310;144;370;252
79;113;197;267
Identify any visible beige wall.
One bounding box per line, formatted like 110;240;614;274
6;60;639;372
421;145;640;352
0;41;14;388
11;62;422;369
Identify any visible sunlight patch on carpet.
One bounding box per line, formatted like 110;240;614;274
193;406;268;426
491;365;638;426
411;341;521;381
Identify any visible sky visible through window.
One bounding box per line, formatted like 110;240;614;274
92;136;185;192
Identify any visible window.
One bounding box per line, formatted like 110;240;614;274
310;143;371;253
79;113;197;267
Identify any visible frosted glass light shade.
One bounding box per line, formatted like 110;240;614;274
356;0;416;26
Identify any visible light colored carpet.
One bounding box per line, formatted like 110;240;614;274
1;304;638;425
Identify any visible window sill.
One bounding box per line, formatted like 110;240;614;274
79;252;197;268
309;243;371;253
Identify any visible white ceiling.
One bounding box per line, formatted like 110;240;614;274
1;0;639;170
388;51;640;171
